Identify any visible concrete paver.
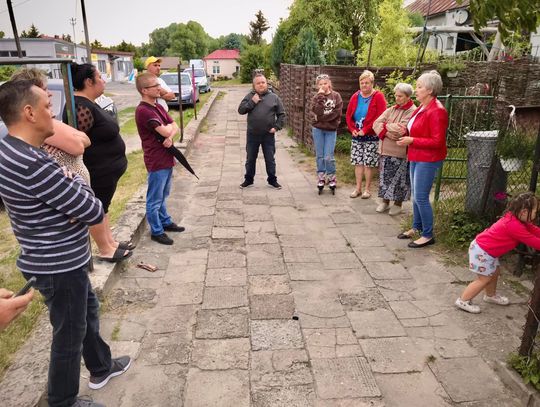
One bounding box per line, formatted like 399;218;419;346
76;86;526;406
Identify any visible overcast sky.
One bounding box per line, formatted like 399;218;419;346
0;0;294;47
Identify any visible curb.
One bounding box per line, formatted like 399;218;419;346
0;90;221;407
497;360;540;406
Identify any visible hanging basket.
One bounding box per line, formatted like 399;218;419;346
500;158;524;172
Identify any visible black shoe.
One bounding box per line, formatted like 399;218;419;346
163;222;185;233
268;180;282;189
408;238;435;248
151;233;174;245
240;180;254;189
88;356;131;390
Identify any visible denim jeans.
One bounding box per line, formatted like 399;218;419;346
23;266;112;407
146;168;173;236
244;133;276;183
410;160;443;238
312;127;337;175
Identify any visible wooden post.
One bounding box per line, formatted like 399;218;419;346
80;0;92;61
519;268;540;356
177;64;185;142
191;65;197;120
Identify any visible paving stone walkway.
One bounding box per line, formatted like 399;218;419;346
80;87;525;406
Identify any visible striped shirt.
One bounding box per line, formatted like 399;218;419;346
0;135;104;274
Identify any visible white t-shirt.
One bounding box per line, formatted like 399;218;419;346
157;77;172;112
407;106;424;133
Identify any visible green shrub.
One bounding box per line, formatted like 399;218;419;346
497;129;535;160
508;352;540;391
437;209;489;249
335;134;351;155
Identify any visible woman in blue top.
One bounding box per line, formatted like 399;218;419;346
345;70;387;199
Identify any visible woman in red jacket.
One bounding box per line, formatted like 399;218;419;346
397;70;448;248
346;70;387;199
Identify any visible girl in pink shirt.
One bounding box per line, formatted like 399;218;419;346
456;192;540;313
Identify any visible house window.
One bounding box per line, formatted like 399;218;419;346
0;50;27;57
98;60;106;74
446;36;455;50
213;65;220;74
236;66;239;73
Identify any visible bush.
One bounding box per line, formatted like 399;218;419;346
0;66;17;82
335;134;351;154
496;129;535;160
237;44;269;83
436;209;489;249
382;70;416;105
508;352;540;391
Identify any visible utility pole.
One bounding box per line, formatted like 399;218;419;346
80;0;92;61
70;17;77;60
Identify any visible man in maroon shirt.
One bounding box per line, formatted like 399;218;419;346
135;72;185;245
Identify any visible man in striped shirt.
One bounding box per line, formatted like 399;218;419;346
0;80;130;407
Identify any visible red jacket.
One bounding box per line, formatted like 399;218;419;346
407;98;448;162
345;90;387;136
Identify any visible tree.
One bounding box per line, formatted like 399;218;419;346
462;0;540;41
169;21;212;59
0;31;5;39
270;26;286;77
91;39;103;49
114;40;139;56
291;27;324;65
237;44;268;83
223;33;244;50
359;0;420;67
20;23;40;38
248;10;270;45
147;24;177;56
62;34;72;42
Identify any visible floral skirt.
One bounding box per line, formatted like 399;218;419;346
350;139;378;167
378;155;410;202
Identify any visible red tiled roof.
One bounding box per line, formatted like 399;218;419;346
204;49;240;60
406;0;469;17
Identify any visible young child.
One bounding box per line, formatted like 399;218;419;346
455;192;540;313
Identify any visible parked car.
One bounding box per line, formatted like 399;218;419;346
183;68;211;93
160;72;199;107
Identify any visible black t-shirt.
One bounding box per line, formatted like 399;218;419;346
63;96;127;186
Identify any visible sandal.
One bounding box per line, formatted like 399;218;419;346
118;241;136;250
136;262;158;272
361;191;371;199
97;247;133;263
397;229;417;240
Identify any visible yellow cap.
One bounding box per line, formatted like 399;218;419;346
144;56;162;69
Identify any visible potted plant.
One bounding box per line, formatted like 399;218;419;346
438;59;466;78
496;129;535;171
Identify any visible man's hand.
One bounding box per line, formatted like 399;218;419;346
269;128;276;134
0;288;34;332
163;137;173;148
252;93;261;104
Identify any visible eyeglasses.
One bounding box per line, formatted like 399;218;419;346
144;84;160;89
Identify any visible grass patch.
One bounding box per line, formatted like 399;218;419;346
111;321;121;341
212;78;242;87
216;91;226;100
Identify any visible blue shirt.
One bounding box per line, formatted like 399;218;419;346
352;94;378;142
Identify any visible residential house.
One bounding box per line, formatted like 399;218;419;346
203;49;240;79
0;37;134;81
406;0;475;55
156;56;181;71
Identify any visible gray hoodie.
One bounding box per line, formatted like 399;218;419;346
238;90;286;137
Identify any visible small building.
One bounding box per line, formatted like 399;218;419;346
0;37;133;81
203;49;240;79
156;56;181;71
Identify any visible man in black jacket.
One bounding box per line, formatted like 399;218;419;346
238;74;286;189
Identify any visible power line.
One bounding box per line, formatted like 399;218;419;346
0;0;33;15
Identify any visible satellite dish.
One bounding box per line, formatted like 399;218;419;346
455;9;469;25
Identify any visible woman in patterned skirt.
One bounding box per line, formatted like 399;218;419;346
373;83;416;216
345;70;387;199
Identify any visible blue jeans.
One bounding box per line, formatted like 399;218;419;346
23;266;112;407
312;127;337;175
147;168;173;236
410;161;443;238
244;133;276;183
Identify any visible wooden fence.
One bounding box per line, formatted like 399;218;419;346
276;60;540;148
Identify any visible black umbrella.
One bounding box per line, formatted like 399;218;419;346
155;134;199;179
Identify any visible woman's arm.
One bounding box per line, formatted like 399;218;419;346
44;120;91;156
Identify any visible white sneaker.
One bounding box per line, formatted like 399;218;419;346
455;297;481;313
376;203;390;213
389;205;402;216
483;294;509;305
